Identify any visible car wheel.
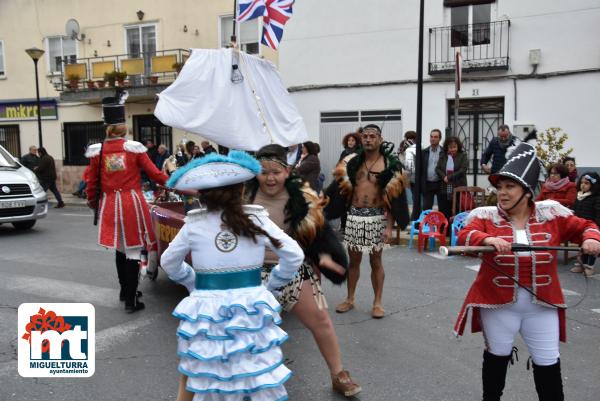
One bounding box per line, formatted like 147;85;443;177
12;220;36;230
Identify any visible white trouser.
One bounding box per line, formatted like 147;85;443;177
480;288;559;366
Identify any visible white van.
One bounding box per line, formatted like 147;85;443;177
0;144;48;230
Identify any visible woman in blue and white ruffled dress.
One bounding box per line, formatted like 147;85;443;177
160;151;304;401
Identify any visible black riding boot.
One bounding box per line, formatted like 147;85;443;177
115;251;127;301
123;257;145;313
532;360;564;401
482;350;512;401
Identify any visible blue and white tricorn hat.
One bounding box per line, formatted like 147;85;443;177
166;150;261;191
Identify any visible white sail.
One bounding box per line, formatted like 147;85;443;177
155;48;308;151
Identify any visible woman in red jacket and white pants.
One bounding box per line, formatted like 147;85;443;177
454;143;600;401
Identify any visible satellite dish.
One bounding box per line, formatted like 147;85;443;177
65;19;85;41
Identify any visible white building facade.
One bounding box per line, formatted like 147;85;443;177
278;0;600;184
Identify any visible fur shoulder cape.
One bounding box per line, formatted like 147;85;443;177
247;175;348;284
332;147;408;210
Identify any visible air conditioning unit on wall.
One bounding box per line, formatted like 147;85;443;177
512;122;536;140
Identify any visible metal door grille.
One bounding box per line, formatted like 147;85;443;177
448;97;504;178
0;125;21;157
133;115;173;152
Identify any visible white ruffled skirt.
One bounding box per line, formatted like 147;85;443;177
173;286;291;401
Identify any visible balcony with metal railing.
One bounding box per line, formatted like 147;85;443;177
57;48;190;102
428;20;510;74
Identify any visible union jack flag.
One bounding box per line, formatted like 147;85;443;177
237;0;267;22
262;0;295;49
237;0;295;50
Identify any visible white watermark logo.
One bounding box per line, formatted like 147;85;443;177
18;303;95;377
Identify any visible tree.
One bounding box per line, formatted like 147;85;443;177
534;127;573;167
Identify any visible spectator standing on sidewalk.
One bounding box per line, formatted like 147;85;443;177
286;143;302;167
480;124;520;174
296;141;322;192
436;136;468;220
20;145;40;171
338;132;361;162
154;144;170;170
201;140;217;155
421;129;444;217
399;131;418;218
35;147;64;208
145;140;158;162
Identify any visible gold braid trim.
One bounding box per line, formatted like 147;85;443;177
383;170;409;210
293;183;327;248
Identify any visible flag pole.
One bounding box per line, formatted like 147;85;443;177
453;49;460;139
231;0;238;44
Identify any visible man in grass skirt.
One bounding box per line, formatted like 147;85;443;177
329;124;409;318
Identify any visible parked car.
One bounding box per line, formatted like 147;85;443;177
0;144;48;230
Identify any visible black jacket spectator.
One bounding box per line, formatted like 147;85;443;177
296;142;321;191
21;152;40;171
36;152;57;184
481;136;519;174
573;195;600;227
573;172;600;227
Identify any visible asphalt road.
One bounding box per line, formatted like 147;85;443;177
1;207;599;401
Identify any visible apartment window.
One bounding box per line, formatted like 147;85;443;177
220;16;259;54
63;122;105;166
125;24;157;75
46;36;77;74
0;40;5;77
0;125;20;157
449;2;492;47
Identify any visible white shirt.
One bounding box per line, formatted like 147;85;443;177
160;205;304;292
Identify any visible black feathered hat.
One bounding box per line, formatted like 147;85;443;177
489;142;540;194
102;89;128;125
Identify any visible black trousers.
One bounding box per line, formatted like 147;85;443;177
115;251;140;306
422;180;442;212
41;180;63;203
438;193;453;221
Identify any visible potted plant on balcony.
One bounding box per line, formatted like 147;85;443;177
67;74;81;89
115;71;128;86
97;79;106;88
148;75;159;84
86;80;96;90
172;61;185;74
104;71;116;87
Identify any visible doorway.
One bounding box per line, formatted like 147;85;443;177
133;115;173;152
448;97;504;185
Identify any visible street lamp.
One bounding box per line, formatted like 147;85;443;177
25;47;45;148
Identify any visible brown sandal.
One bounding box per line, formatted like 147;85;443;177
332;369;362;397
372;304;385;319
335;300;355;313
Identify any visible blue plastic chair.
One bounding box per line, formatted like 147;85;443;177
408;209;433;249
450;211;470;246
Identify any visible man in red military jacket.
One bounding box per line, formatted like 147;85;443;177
86;92;168;313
